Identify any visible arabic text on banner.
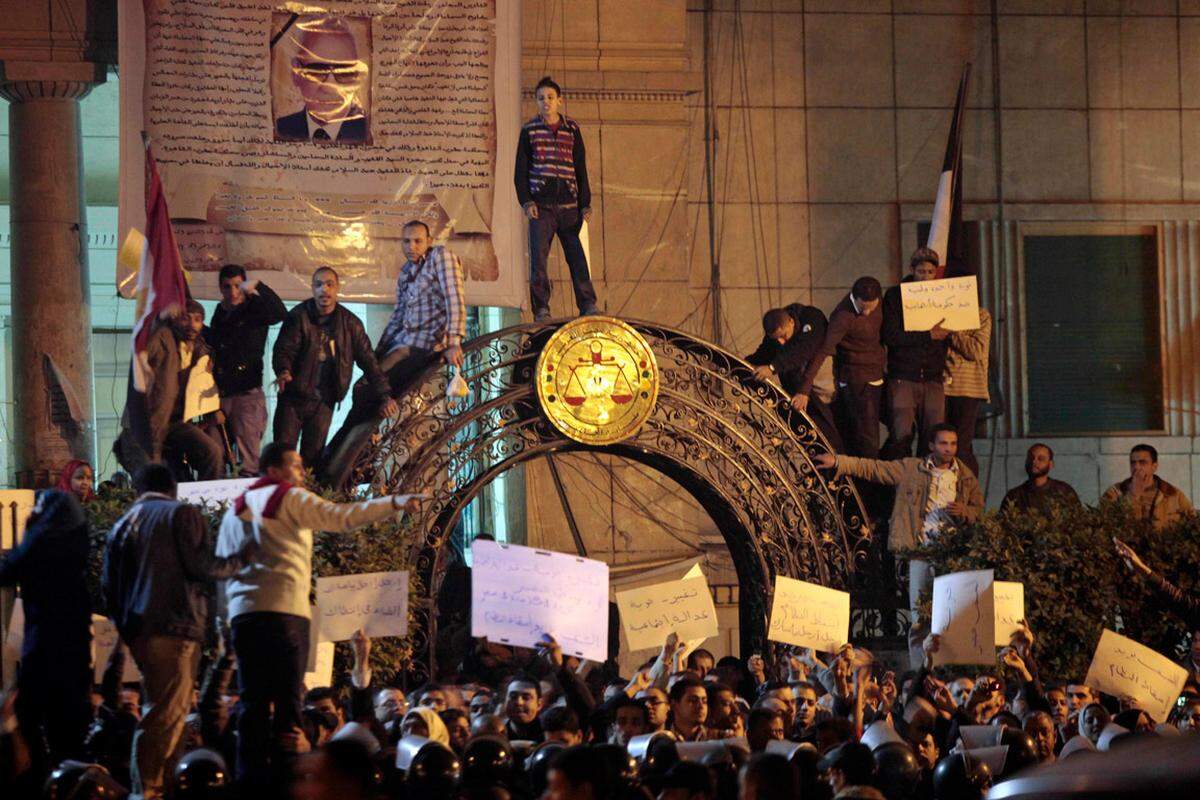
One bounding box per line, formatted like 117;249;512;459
901;275;981;332
931;570;995;665
766;576;851;653
1084;629;1188;724
615;576;719;652
316;571;410;642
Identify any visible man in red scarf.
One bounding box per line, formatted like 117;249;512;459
216;441;424;790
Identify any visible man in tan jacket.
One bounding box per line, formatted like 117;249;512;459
815;423;983;668
1103;443;1193;531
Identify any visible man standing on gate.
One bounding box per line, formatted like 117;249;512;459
272;267;395;470
321;221;466;487
515;76;599;321
207;265;287;476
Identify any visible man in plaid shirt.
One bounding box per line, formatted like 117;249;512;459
319;220;466;487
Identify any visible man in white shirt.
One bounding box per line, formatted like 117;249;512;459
216;441;423;788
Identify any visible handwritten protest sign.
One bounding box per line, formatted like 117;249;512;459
471;540;609;662
1084;629;1188;724
0;489;35;549
184;355;221;420
767;576;851;652
931;570;995;665
678;564;710;660
901;275;981;332
316;571;410;643
93;616;141;683
305;641;335;688
615;576;718;652
993;581;1025;646
177;477;255;509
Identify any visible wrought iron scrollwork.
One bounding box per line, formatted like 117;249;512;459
351;319;871;679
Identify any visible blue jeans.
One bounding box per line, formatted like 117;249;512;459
231;612;309;789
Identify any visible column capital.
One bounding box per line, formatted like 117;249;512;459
0;59;105;103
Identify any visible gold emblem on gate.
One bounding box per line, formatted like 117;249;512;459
536;317;659;445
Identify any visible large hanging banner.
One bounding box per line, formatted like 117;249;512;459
118;0;524;307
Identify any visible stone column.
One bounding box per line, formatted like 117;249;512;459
1;78;98;487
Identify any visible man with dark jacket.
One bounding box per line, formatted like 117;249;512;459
794;277;886;458
881;248;950;460
747;304;842;450
514;76;599;321
115;302;225;480
272;267;394;469
0;490;92;779
1000;443;1081;515
102;463;252;800
207;265;287;476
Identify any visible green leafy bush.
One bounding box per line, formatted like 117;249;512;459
914;499;1200;681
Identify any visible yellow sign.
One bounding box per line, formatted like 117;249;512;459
536;317;659;445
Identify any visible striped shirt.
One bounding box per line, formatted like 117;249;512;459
379;245;466;354
944;307;991;400
514;115;590;209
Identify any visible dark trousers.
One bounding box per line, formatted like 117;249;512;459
836;381;882;458
273;396;334;471
529;204;597;314
882;379;945;460
807;395;845;453
946;395;982;476
320;346;437;488
211;389;268;476
163;421;224;480
231;612;309;790
15;651;92;779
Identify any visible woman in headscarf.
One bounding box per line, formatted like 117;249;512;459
0;489;92;775
399;707;450;747
56;459;94;504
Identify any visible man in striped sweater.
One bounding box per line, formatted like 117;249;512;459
216;441;425;789
514;76;599;322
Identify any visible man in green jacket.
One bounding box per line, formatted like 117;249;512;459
815;422;983;669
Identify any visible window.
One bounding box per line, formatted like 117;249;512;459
1022;227;1163;434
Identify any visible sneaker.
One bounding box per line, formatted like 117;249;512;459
534;308;552;323
579;305;600;316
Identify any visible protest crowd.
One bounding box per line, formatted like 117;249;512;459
3;75;1200;800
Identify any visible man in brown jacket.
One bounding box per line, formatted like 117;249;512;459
1102;443;1193;531
815;422;983;668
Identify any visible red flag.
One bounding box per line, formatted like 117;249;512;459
129;139;190;392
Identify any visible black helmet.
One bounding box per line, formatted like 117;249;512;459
591;743;638;786
872;742;920;800
171;748;229;800
462;735;515;788
44;761;128;800
407;742;461;785
998;728;1039;777
525;741;567;797
932;752;992;800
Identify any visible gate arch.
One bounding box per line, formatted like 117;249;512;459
354;318;871;677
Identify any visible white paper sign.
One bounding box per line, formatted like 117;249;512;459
615;576;718;652
178;477;256;509
1083;629;1188;724
316;571;410;643
767;576;851;652
931;570;995;665
994;581;1025;647
304;641;335;688
678;564;709;660
470;540;609;662
0;489;36;550
901;275;981;332
184;355;221;420
92;616;142;683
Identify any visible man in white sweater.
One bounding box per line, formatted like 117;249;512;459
216;441;423;788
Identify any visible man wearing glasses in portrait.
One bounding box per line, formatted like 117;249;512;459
275;16;369;145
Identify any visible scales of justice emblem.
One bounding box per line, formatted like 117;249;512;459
535;317;660;445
